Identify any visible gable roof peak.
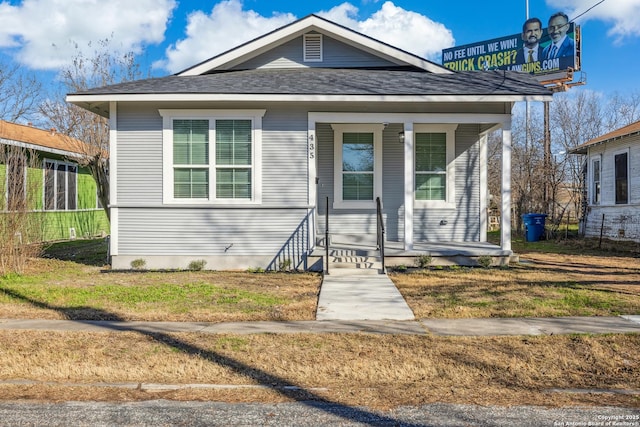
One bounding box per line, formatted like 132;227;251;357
178;13;451;76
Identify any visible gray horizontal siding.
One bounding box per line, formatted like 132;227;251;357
262;108;309;205
316;123;404;238
116;105;164;205
382;123;405;241
232;34;397;70
114;103;310;207
413;124;481;242
117;208;312;255
318;122;482;242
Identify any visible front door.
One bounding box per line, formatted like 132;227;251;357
331;124;383;212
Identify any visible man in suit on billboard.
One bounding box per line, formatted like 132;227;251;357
516;17;544;64
543;12;575;59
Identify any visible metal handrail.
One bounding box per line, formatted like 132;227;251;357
325;196;329;275
376;197;385;273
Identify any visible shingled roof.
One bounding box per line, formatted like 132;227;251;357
72;68;550;97
0;120;87;157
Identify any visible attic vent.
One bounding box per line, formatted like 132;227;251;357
304;34;323;62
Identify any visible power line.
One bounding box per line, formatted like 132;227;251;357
570;0;606;23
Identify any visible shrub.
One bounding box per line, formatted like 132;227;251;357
477;255;493;268
188;259;207;271
414;254;432;269
278;259;292;271
130;258;146;270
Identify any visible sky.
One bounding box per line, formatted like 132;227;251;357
1;0;639;97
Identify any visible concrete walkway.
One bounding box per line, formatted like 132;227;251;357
1;315;638;337
315;271;415;321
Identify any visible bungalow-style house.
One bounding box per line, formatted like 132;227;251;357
67;15;552;271
0;120;109;242
570;119;640;242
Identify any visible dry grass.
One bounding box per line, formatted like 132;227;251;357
0;258;321;322
1;239;639;408
391;252;640;319
0;330;638;409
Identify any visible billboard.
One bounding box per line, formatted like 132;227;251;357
442;12;579;76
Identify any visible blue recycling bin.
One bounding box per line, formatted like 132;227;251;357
522;213;547;242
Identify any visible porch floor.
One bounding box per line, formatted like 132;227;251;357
311;239;513;268
313;240;510;257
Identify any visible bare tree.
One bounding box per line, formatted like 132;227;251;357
40;39;145;221
488;90;640;236
0;140;45;274
0;61;43;122
603;90;640;130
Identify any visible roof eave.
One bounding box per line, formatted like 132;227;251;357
0;137;84;158
67;93;552;105
569;130;640;154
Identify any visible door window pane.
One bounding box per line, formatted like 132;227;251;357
342;133;374;201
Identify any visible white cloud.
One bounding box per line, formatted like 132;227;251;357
156;0;296;73
354;1;454;60
0;0;176;70
546;0;640;41
159;1;454;73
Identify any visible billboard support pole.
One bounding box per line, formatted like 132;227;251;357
544;100;551;216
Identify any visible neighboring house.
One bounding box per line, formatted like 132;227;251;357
570;120;640;241
0;120;109;242
67;15;551;271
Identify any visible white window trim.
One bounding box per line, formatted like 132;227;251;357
159;109;265;205
413;124;457;209
613;148;630;206
332;124;384;210
43;158;79;211
589;154;601;206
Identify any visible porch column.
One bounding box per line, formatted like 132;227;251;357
109;101;118;256
307;121;317;248
500;123;512;252
403;122;414;250
479;132;488;242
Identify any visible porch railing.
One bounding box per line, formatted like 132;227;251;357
266;209;312;272
376;197;385;273
325;196;330;275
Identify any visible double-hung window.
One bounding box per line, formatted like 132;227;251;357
413;124;457;208
614;151;628;205
590;156;601;205
160;110;265;204
173;119;209;199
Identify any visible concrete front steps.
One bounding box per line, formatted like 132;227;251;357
320;234;385;275
328;249;384;275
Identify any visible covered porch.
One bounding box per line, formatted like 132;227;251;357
308;111;516;266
